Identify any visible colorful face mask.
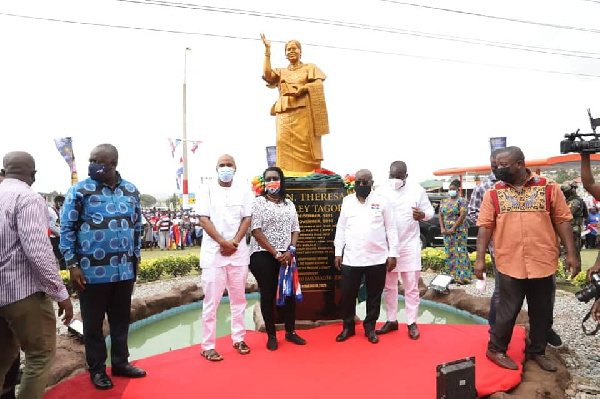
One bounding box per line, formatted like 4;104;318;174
265;180;281;194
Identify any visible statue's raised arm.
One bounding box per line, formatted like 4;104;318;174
261;37;330;173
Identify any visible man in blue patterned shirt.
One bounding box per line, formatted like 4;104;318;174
60;144;146;390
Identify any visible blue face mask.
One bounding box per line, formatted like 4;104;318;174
217;166;235;183
89;164;108;181
448;190;458;197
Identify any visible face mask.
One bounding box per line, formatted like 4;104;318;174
389;178;405;190
265;180;281;194
89;164;108;181
493;167;513;183
217;166;235;183
355;184;372;198
448;190;457;197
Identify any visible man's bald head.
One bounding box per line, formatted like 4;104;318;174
355;169;373;182
2;151;36;186
216;154;236;169
389;161;407;179
91;144;118;165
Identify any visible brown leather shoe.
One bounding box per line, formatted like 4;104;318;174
486;349;518;370
530;354;557;372
375;321;399;335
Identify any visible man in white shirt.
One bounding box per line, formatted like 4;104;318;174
334;169;398;344
198;154;253;361
376;161;434;340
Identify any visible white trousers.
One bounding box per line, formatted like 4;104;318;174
383;271;420;325
201;265;248;351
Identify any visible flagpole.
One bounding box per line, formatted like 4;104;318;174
182;47;191;210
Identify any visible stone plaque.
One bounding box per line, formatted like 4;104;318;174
284;178;346;320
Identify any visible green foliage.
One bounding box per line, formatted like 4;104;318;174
138;259;163;282
555;260;566;280
158;255;194;277
59;270;74;294
468;251;495;276
421;247;447;271
570;271;588;289
554;170;579;184
140;193;157;207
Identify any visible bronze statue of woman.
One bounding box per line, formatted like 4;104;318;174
261;34;330;173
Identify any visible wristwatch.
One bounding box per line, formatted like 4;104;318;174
68;263;80;270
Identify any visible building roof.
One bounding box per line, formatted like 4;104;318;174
433;154;600;176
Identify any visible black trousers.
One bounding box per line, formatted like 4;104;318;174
488;272;554;355
1;353;19;399
249;251;296;335
340;264;386;333
78;279;134;373
49;237;66;270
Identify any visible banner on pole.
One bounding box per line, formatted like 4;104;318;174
266;146;276;167
54;137;78;185
489;137;507;153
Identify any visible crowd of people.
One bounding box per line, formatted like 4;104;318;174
4;142;600;398
141;211;203;251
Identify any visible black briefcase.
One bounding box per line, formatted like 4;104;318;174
436;356;476;399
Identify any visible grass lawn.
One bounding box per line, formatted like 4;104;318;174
141;247;199;261
580;248;599;272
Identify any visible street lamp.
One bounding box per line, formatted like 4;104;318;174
182;47;191;210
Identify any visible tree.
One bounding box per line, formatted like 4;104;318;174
140;194;157;207
165;193;180;210
554;170;579;184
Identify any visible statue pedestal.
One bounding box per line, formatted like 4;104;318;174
283;177;346;321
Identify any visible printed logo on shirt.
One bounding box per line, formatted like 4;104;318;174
370;203;380;210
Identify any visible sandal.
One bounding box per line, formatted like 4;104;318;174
201;349;223;362
233;341;251;355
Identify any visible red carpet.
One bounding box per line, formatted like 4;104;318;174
45;324;525;399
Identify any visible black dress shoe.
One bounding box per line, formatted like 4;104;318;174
375;321;399;335
335;329;355;342
90;371;113;390
111;364;146;378
408;323;420;340
366;331;379;344
267;334;278;351
285;331;306;345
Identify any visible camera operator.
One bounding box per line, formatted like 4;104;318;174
581;153;600;279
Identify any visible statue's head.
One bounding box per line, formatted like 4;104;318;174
285;40;302;63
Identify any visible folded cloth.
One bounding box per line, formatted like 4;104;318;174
276;246;303;306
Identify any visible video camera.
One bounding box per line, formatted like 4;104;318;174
560;109;600;154
575;271;600;335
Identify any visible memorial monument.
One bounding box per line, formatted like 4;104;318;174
261;33;330;173
260;34;343;320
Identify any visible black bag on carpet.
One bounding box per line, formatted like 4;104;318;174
436;356;476;399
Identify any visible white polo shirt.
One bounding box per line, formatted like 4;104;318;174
334;192;398;267
197;180;253;268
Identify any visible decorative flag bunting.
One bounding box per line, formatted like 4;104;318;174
175;157;184;190
168;138;182;158
191;140;202;154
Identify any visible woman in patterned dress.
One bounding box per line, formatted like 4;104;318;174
249;167;306;351
439;180;472;284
